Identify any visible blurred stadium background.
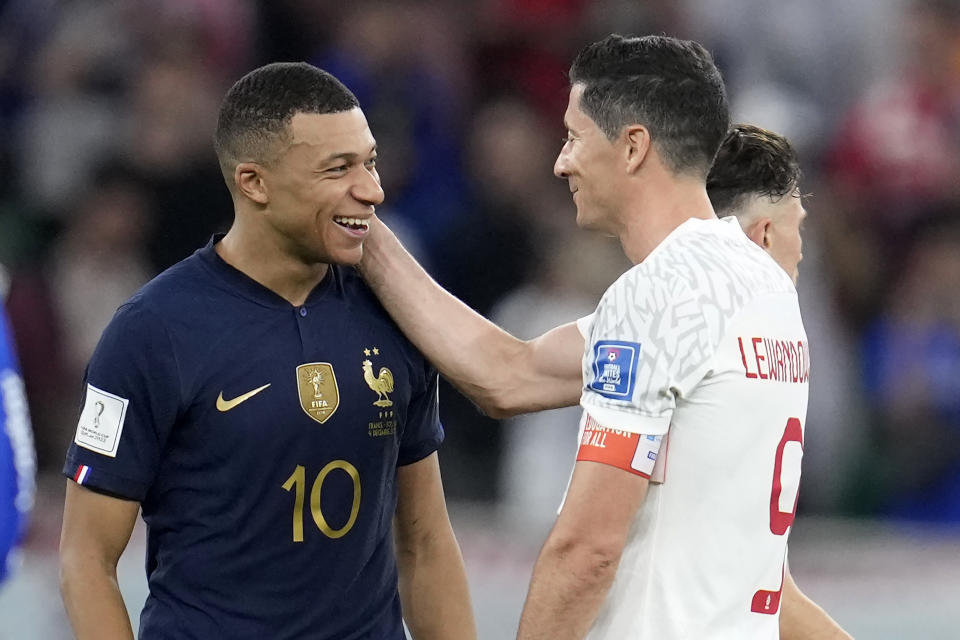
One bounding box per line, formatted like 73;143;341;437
2;0;960;637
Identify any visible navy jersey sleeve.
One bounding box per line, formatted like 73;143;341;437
397;362;444;466
62;298;181;501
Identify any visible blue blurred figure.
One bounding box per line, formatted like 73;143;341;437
860;217;960;523
0;269;36;585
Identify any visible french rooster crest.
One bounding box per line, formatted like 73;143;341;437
362;360;394;407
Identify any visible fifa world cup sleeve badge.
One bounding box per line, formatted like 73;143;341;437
588;341;641;400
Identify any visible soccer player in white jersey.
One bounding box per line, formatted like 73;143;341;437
517;36;806;639
361;36;850;639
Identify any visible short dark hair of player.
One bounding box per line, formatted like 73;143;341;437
706;124;802;217
568;34;730;178
213;62;360;181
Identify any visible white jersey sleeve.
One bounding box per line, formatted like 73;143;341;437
576;313;594;339
580;267;706;435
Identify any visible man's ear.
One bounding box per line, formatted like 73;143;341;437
745;217;774;249
624;124;650;174
234;162;269;205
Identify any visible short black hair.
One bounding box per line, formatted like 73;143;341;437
706;124;802;216
569;34;730;177
214;62;359;178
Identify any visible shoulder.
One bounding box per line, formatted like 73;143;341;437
334;264;381;308
334;266;433;374
333;266;401;331
100;252;218;350
134;252;218;313
591;218;797;360
118;250;247;334
608;218;793;311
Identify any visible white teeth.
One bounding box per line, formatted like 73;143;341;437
334;216;369;229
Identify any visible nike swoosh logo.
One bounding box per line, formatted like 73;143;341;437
216;384;271;412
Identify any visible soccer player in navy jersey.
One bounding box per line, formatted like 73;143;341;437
0;284;36;587
59;63;475;640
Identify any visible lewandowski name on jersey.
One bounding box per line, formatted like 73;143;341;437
738;336;810;383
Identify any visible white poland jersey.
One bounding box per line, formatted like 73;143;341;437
576;216;810;639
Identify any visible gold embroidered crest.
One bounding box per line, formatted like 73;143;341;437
296;363;339;424
362;356;394;408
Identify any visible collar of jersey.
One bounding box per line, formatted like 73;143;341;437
197;234;336;309
642;216;733;265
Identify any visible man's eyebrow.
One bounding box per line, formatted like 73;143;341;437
321;144;378;164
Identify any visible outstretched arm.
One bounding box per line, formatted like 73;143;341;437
780;564;853;639
360;216;584;417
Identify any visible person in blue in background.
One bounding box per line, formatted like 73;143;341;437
0;266;36;586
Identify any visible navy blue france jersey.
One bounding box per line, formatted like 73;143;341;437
63;236;443;640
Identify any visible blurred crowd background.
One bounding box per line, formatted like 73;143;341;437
2;0;960;636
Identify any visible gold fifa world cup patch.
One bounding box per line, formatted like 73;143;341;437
297;363;340;424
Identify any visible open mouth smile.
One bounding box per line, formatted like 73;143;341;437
333;216;370;234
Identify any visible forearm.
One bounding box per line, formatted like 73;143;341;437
517;540;618;640
61;562;134;640
360;219;533;416
397;526;476;640
780;570;852;640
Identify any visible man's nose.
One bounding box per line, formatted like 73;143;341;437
354;168;385;206
554;151;569;179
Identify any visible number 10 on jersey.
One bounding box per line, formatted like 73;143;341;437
282;461;362;541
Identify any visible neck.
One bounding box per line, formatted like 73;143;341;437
217;216;329;306
618;173;716;264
